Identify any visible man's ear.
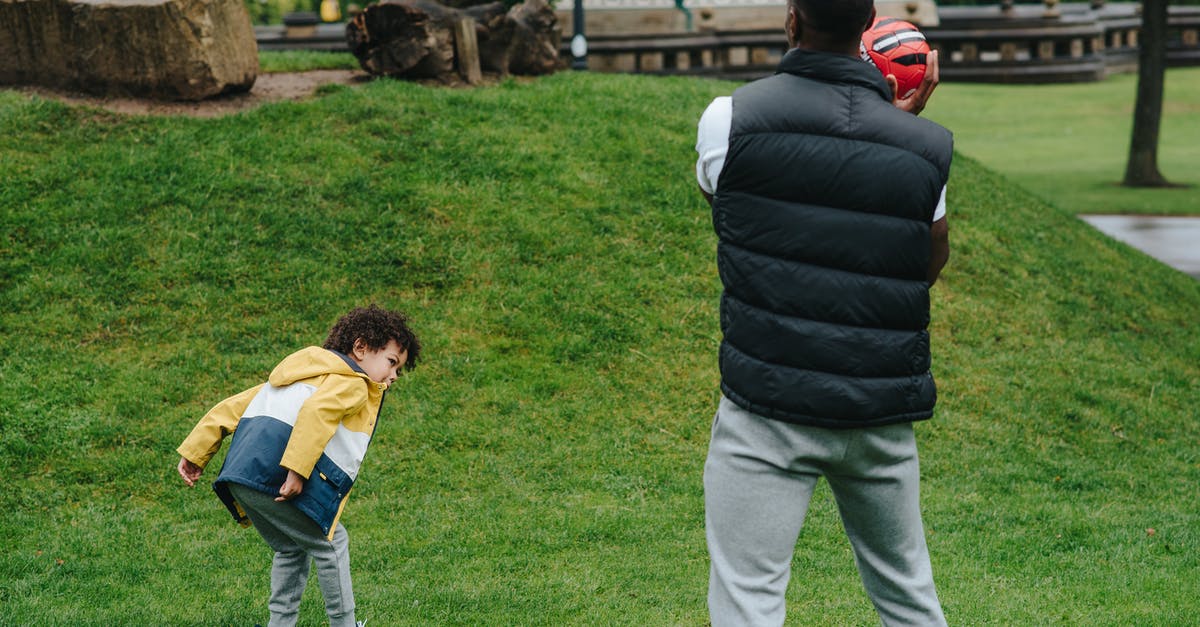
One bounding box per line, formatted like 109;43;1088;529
860;6;877;36
786;5;799;47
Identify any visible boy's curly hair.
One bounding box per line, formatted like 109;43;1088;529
323;304;422;371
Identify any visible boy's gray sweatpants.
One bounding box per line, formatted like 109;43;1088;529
704;396;946;627
228;483;357;627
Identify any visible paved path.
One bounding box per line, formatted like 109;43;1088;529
1080;215;1200;280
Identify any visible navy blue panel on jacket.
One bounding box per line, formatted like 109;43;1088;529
713;47;953;428
214;414;357;536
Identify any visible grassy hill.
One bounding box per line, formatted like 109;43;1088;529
1;72;1197;625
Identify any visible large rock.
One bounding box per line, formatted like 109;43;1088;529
0;0;258;100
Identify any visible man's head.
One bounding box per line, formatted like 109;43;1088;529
786;0;876;53
324;304;422;381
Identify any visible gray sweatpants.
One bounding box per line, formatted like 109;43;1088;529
704;396;946;627
228;483;357;627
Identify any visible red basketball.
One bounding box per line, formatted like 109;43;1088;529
860;17;930;100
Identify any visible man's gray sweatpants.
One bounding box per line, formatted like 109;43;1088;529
228;483;357;627
704;396;946;627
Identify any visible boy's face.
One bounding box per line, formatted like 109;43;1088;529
351;339;408;385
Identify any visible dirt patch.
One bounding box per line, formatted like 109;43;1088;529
8;69;524;117
8;69;370;118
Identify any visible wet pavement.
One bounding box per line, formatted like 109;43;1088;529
1080;215;1200;280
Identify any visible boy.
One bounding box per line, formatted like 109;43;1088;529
176;304;421;627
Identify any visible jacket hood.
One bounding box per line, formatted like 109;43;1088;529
268;346;371;388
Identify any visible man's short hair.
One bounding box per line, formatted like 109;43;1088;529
792;0;874;41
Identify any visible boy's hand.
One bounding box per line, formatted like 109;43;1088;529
889;49;940;116
275;469;304;502
178;457;203;487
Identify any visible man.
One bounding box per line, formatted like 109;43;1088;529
695;0;952;625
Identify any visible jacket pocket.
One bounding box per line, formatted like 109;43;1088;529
295;455;354;534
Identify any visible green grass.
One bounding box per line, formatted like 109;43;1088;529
260;50;361;73
2;71;1198;625
253;50;1200;216
925;67;1200;215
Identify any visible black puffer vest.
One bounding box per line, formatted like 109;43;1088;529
714;47;953;428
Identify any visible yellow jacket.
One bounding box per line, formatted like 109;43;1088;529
178;346;387;538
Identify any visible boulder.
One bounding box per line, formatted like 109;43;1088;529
0;0;259;101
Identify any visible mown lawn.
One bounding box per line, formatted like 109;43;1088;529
925;66;1200;216
1;70;1197;624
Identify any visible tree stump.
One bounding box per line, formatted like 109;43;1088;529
346;0;562;79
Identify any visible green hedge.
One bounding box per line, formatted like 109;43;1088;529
245;0;363;25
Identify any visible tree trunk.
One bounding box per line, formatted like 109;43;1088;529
1123;0;1172;187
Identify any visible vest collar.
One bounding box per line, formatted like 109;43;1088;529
775;47;893;102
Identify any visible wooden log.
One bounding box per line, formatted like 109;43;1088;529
347;0;561;79
506;0;562;75
346;2;444;77
465;2;514;74
453;16;483;84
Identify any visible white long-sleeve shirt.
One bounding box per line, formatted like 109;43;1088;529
696;96;947;222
